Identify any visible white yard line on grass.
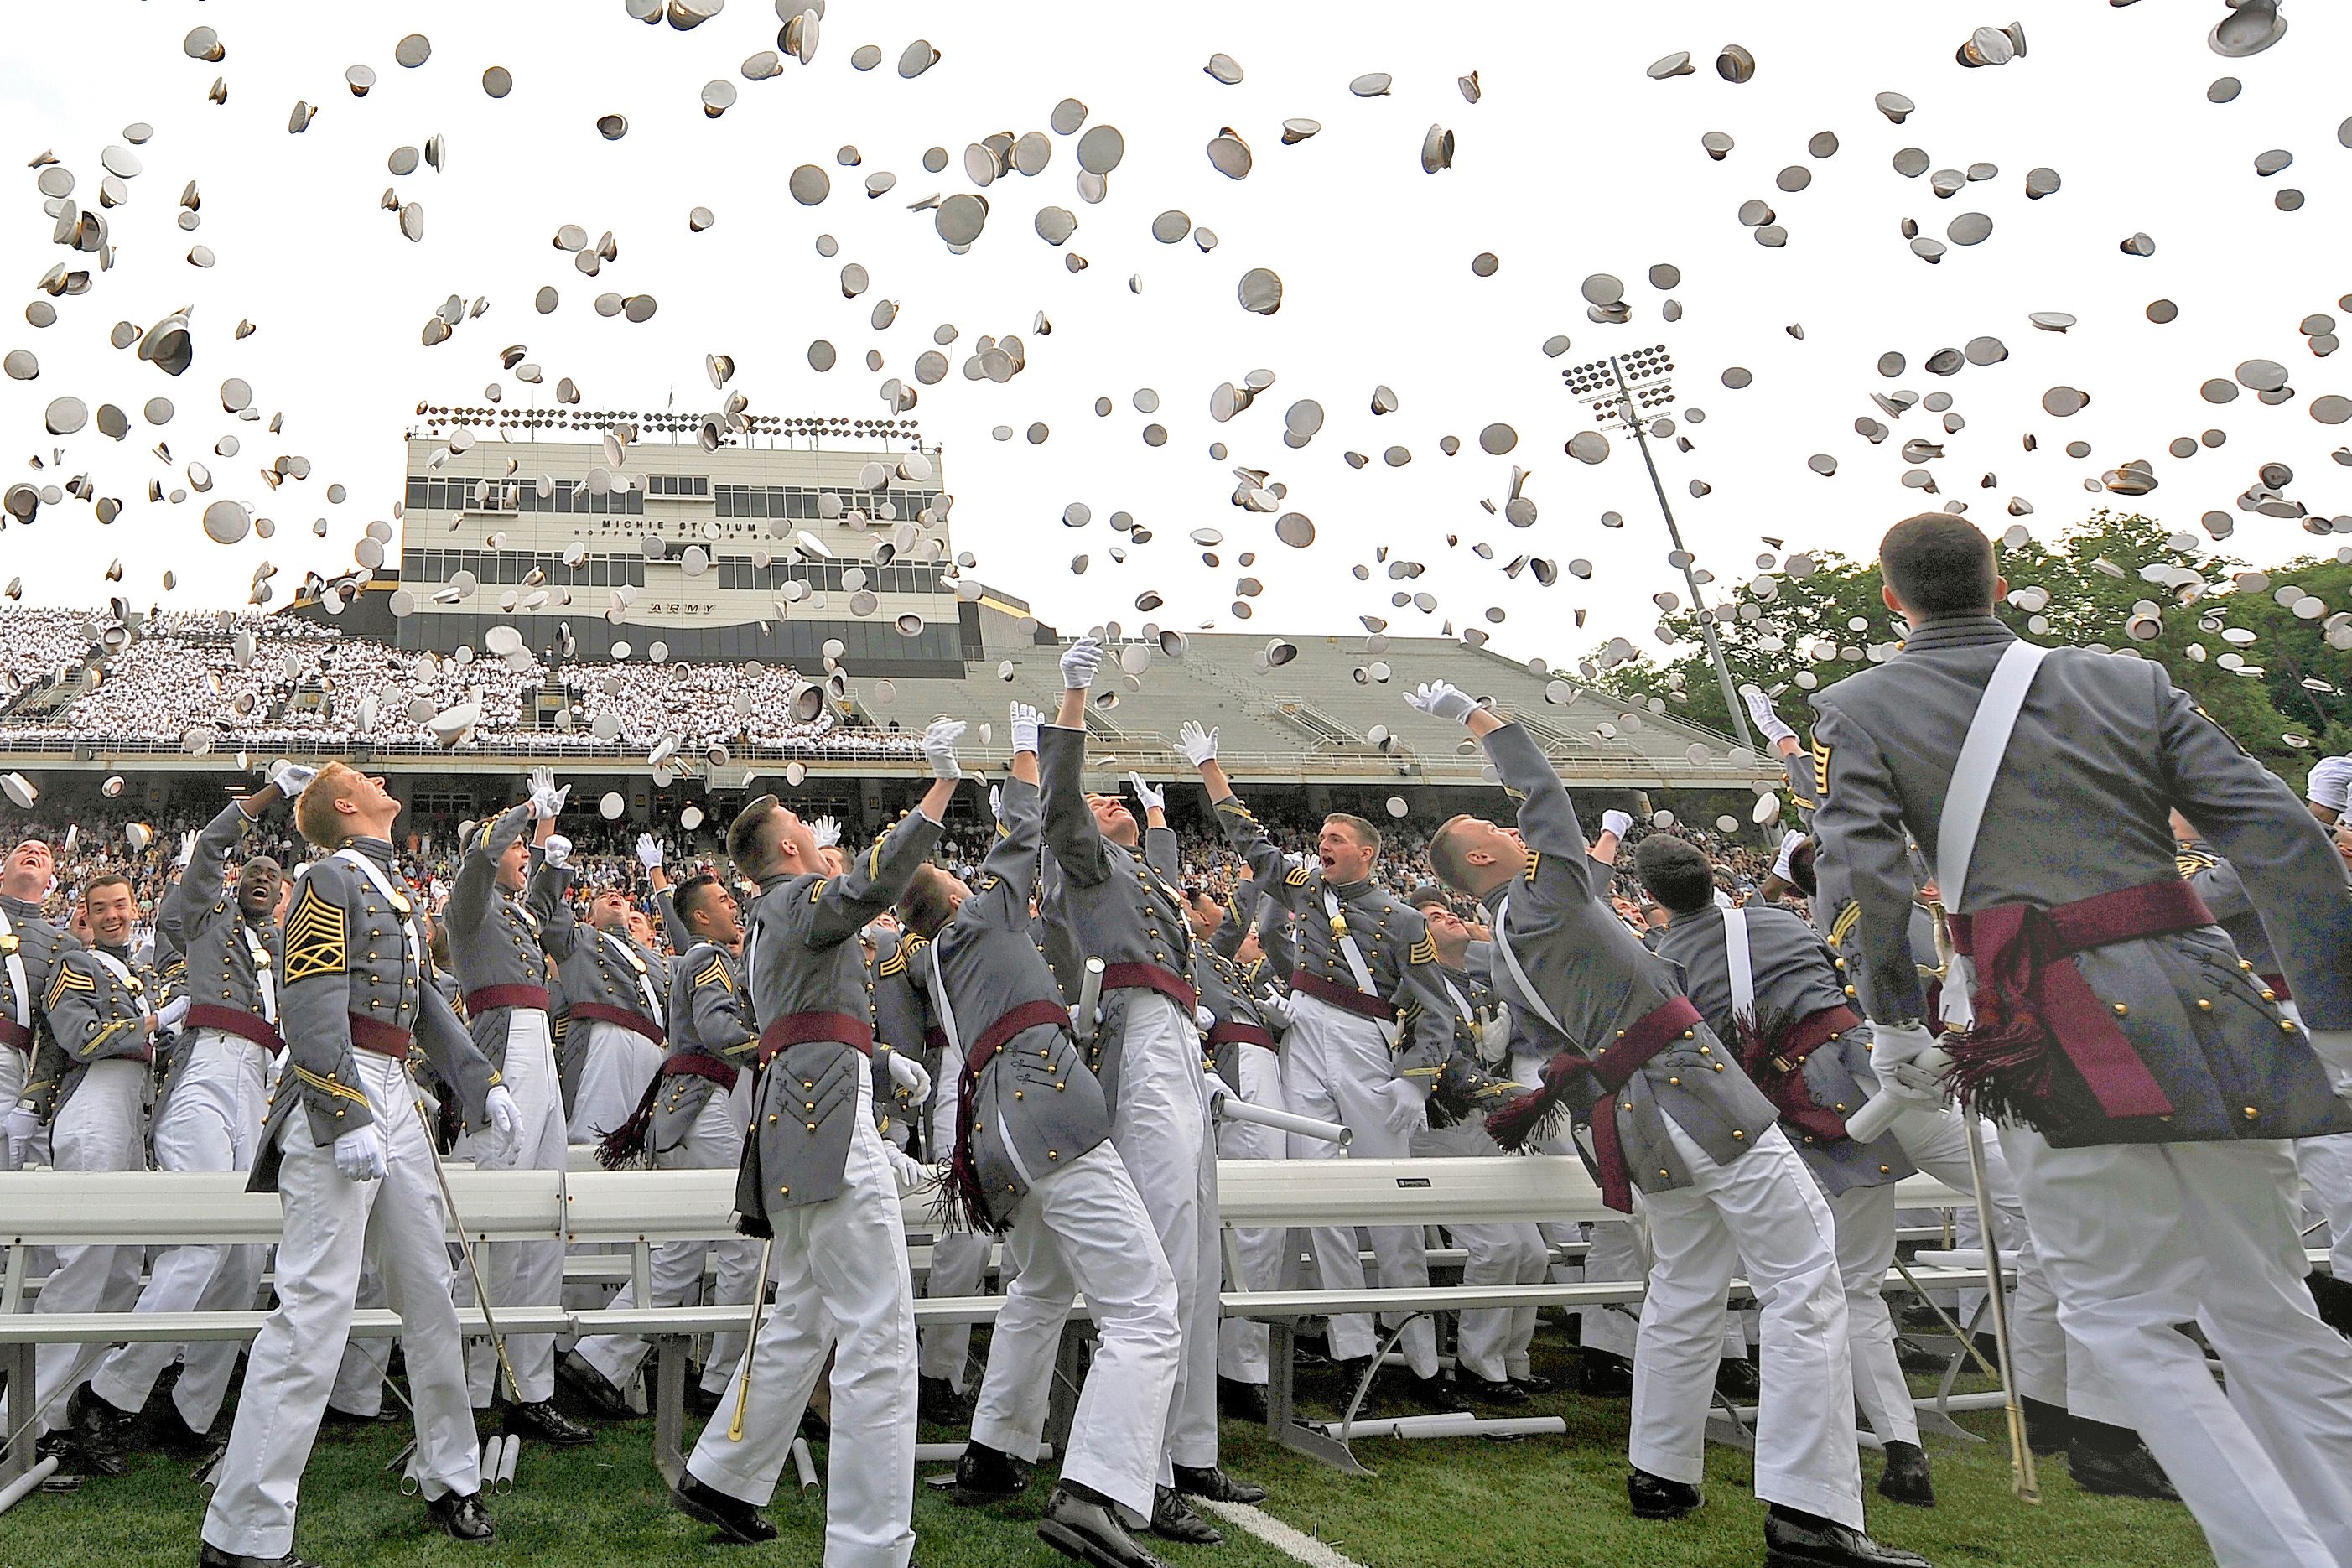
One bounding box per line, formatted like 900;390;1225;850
1194;1498;1373;1568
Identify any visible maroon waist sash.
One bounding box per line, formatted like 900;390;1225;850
1290;969;1394;1022
1207;1019;1278;1051
463;984;548;1017
186;1003;283;1057
570;1000;667;1046
942;998;1074;1233
1736;1005;1858;1143
348;1013;413;1058
755;1011;874;1067
2261;973;2292;1001
1945;878;2201;1124
1100;961;1200;1015
662;1050;740;1093
1585;995;1705;1212
0;1018;30;1052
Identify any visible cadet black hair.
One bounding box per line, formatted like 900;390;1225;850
1633;833;1716;917
896;864;959;938
1880;511;1997;619
1787;838;1819;898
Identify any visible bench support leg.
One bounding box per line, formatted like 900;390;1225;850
1;1341;33;1488
1889;1257;1995;1446
652;1335;688;1490
1044;1326;1084;1460
1263;1318;1373;1477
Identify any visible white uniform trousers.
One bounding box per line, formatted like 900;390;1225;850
91;1031;273;1433
200;1050;481;1560
1278;991;1438;1377
968;1143;1181;1519
452;1008;567;1405
688;1068;917;1568
1105;991;1222;1470
2002;1128;2352;1568
1631;1119;1862;1529
2297;1134;2352;1281
1214;1041;1288;1386
33;1058;148;1435
1410;1116;1549;1383
577;1077;764;1399
328;1263;390;1417
919;1042;992;1390
566;1018;666;1145
1821;1182;1917;1447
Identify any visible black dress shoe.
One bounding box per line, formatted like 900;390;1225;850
67;1383;133;1477
1714;1357;1762;1403
2067;1436;2180;1501
319;1404;399;1430
197;1543;320;1568
1628;1468;1702;1519
1511;1372;1556;1396
148;1400;215;1458
952;1440;1031;1506
917;1374;970;1425
1150;1486;1223;1545
557;1351;636;1421
1394;1373;1471;1414
1763;1506;1930;1568
424;1488;495;1542
502;1399;594;1447
1579;1350;1634;1399
1893;1337;1948;1374
1038;1485;1169;1568
1877;1440;1935;1508
2019;1395;2070;1456
1174;1463;1266;1504
671;1472;778;1545
1330;1356;1382;1419
684;1384;722;1419
1216;1374;1269;1425
1461;1374;1529;1408
2308;1269;2352;1335
798;1404;830;1444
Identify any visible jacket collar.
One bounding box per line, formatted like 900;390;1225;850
1895;612;2017;655
345;836;397;870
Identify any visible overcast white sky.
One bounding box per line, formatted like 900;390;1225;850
3;0;2349;668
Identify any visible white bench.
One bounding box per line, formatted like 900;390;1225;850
2;1159;2002;1486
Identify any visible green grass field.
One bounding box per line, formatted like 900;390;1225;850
0;1332;2213;1568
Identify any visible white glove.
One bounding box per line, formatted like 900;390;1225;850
2305;1028;2352;1098
1771;828;1807;883
635;832;663;869
989;785;1004;823
1867;1021;1948;1103
1742;685;1797;746
1379;1076;1429;1136
1177;720;1219;766
1601;810;1633;838
1060;636;1104;690
808;816;841;850
157;994;193;1034
886;1049;933;1107
483;1085;522;1166
271;761;319;797
922;718;967;781
334;1124;387;1183
1195;1005;1217;1032
2308;756;2352;813
543;833;573;870
176;830;198;869
1129;772;1166;813
1404;680;1479;724
884;1143;941;1197
527;766;568;821
1255;991;1292;1027
4;1104;39;1170
1010;701;1041;755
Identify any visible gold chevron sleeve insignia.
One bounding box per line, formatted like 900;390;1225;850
1812;737;1832;788
2175;849;2215;878
282;883;348;983
1409;934;1439;965
45;962;91;1009
1826;901;1861;950
1285;866;1311;887
697;955;734;989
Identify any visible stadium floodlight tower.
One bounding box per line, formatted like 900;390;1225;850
1564;344;1758;754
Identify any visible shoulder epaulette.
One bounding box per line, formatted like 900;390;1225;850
1826;901;1861;950
282;881;348;982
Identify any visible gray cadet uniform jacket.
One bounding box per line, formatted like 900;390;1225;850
256;835;501;1190
907;776;1111;1232
158;799;283;1057
629;940;755;1160
734;807;942;1231
1212;790;1454;1084
444;804;564;1072
1195;946;1282;1096
3;891;79;1117
1422;963;1533;1129
1654;903;1914;1196
869;924;938;1153
1474;721;1778;1202
39;938;158;1119
1036;725;1200;1107
1810;614;2352;1145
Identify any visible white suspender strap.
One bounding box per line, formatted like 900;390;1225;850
925;940;964;1062
88;948;151;1016
1491;895;1571;1041
1437;974;1483;1036
605;930;667;1019
245;925;278;1024
1722;906;1757;1025
0;904;27;1031
1929;639;2049;1028
1324;887;1402;1047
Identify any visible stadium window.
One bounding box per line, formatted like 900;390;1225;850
406;477;428;507
748;488;769;518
